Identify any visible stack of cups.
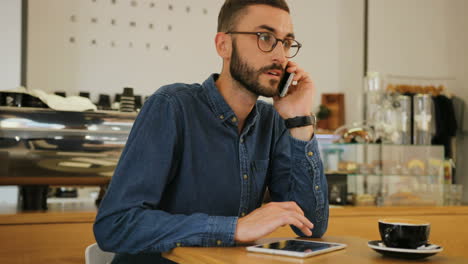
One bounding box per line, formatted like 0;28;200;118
112;94;121;110
97;94;111;110
79;92;90;98
120;87;135;112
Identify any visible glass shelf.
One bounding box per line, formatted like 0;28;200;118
326;172;442;177
319;143;445;206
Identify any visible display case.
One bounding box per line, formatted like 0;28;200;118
319;143;445;206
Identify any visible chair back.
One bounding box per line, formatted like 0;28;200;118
85;243;115;264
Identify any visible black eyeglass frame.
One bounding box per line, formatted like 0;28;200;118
225;31;302;58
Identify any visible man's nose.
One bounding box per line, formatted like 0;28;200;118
271;41;287;65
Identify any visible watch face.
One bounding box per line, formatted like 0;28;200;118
311;114;317;126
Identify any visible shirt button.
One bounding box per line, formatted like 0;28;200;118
241;212;246;217
216;240;222;246
243;174;248;180
240;138;244;143
315;185;320;191
308;151;314;157
176;242;181;247
219;115;224;120
231;117;238;122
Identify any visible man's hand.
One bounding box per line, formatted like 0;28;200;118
234;202;314;243
273;62;315;141
273;61;315;120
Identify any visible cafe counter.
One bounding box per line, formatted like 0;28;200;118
1;205;467;263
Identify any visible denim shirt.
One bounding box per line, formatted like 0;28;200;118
94;74;329;256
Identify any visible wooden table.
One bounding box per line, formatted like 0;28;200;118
163;231;468;264
327;206;468;258
163;206;468;264
1;206;468;264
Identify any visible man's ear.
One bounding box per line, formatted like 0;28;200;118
215;32;231;59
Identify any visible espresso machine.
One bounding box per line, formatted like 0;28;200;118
0;102;136;210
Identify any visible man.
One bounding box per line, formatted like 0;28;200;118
94;0;328;262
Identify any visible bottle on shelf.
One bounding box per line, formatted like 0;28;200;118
413;94;433;145
395;95;411;144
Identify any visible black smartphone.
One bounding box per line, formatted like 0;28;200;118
278;70;295;97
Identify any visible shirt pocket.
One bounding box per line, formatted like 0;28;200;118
250;159;270;206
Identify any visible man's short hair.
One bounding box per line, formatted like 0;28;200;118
217;0;290;32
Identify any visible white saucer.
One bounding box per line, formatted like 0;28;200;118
368;240;443;259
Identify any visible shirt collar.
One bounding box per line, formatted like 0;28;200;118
203;74;260;124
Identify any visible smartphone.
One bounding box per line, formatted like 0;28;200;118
278;70;295;97
246;239;347;258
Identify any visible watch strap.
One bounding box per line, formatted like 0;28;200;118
284;115;315;129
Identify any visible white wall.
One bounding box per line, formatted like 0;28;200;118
368;0;468;202
27;0;364;124
369;0;468;110
291;0;364;124
0;0;21;204
27;0;224;100
0;0;22;90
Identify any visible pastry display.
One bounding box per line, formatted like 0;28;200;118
338;161;358;173
386;84;445;96
407;159;426;175
356;194;376;206
383;191;436;206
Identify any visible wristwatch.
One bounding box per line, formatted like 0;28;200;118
284;114;316;129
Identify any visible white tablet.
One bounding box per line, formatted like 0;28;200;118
246;239;347;258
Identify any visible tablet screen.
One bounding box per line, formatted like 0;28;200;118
253;240;338;253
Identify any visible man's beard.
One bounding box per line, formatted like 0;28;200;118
229;42;283;97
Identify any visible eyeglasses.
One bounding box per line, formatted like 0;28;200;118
226;31;302;58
